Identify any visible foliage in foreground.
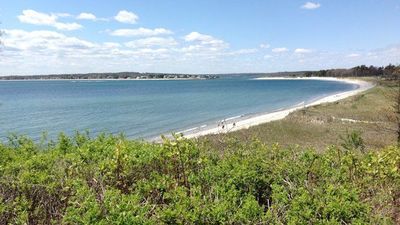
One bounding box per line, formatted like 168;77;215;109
0;133;399;224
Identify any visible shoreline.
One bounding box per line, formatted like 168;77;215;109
174;77;374;139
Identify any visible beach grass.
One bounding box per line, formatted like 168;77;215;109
201;78;396;151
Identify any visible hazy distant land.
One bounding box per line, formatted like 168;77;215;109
0;72;219;80
1;64;396;80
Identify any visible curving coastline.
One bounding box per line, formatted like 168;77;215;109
179;77;374;139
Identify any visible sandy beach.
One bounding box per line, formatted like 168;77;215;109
178;77;374;139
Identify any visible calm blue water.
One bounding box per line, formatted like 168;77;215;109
0;77;356;141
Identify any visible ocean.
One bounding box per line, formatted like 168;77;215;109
0;77;357;141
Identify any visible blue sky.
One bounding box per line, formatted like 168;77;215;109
0;0;399;75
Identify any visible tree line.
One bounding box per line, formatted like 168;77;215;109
303;64;400;78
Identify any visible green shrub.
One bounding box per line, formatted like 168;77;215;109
0;133;398;224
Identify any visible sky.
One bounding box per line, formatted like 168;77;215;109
0;0;399;75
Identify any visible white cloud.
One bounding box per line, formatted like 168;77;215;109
53;23;82;31
110;28;173;37
228;48;258;55
347;53;361;57
294;48;312;54
135;48;169;54
2;29;177;58
18;9;82;31
54;13;72;18
180;32;229;59
125;37;177;48
3;29;182;74
185;32;218;44
260;43;270;49
114;10;138;24
2;29;96;55
264;54;273;59
272;47;289;53
18;9;57;25
1;28;400;75
103;42;122;48
183;32;227;48
184;32;213;42
179;45;203;53
180;44;227;54
77;12;96;21
301;2;321;10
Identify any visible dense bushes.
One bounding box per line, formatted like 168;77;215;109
0;133;399;224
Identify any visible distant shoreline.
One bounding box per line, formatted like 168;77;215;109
0;72;219;81
0;78;206;81
158;77;374;140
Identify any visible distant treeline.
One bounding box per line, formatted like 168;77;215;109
0;72;219;80
302;64;400;78
224;64;400;79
